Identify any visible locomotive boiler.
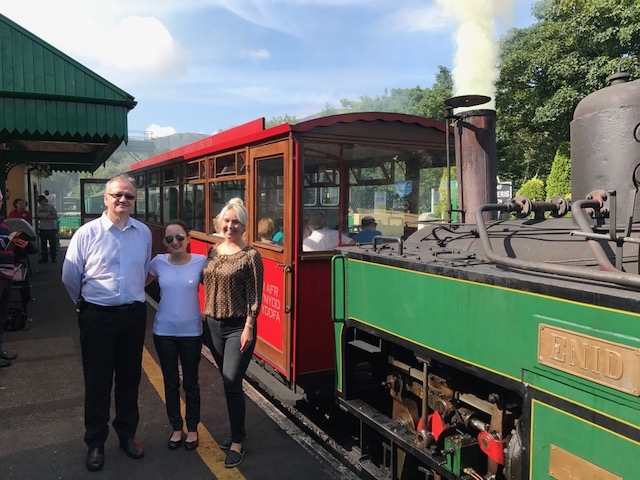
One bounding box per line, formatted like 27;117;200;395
331;74;640;479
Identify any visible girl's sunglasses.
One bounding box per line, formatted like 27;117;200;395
164;233;186;243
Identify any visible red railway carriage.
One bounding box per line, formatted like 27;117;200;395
129;112;449;401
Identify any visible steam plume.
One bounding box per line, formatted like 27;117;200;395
437;0;515;109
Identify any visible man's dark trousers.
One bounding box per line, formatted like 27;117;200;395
78;302;147;447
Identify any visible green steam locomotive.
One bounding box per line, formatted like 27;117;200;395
331;74;640;479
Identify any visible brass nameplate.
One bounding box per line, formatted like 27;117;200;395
538;324;640;396
549;444;622;480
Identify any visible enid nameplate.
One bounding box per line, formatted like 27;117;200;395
538;324;640;396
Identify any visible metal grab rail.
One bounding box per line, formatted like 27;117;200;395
475;202;640;289
330;254;347;323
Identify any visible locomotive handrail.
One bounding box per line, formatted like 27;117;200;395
372;236;403;255
475;203;640;289
330;254;347;323
570;198;620;272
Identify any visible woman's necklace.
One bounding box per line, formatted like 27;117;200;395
168;253;191;265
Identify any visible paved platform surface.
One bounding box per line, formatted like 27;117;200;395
0;244;357;480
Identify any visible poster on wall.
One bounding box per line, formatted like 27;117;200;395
374;191;386;213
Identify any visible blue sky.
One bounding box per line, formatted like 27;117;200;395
2;0;537;137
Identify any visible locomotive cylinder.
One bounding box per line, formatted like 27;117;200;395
454;109;497;223
571;72;640;226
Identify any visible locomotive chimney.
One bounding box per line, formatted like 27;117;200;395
454;108;497;223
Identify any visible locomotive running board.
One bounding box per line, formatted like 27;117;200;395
337;397;457;480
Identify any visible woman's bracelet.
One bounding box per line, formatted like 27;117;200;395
245;322;254;330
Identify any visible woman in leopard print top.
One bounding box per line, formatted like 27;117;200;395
202;198;263;468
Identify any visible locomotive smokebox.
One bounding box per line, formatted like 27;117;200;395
454;109;497;223
571;72;640;226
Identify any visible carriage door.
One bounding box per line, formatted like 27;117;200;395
80;178;110;225
250;141;294;381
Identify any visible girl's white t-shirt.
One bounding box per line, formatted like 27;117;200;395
149;253;207;336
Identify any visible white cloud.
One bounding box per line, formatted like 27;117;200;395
146;124;177;138
385;4;449;33
2;2;187;82
240;48;271;60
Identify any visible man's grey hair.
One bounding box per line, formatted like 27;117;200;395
106;175;136;191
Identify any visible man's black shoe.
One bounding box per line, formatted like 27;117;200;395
0;358;12;368
119;438;144;459
86;446;104;471
0;351;18;360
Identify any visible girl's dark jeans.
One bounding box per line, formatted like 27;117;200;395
205;316;255;443
153;334;202;432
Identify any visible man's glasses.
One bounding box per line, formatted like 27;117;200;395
107;192;135;201
164;234;186;243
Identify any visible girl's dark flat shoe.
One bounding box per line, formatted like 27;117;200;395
167;434;183;450
224;448;244;468
185;438;199;451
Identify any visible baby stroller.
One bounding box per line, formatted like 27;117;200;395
5;218;37;327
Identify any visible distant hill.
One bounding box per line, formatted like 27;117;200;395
152;132;210;153
118;132;210;158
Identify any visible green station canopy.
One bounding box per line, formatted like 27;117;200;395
0;13;136;172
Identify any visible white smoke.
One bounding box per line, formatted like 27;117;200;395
437;0;515;110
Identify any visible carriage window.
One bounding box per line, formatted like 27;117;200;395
147;186;160;224
346;144;447;238
185;184;205;232
301;142;352;251
162;186;179;223
210;181;246;234
186;162;199;180
163;167;176;184
134;188;146;221
256;157;284;245
135;175;144;188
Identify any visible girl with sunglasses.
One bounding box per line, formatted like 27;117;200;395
146;220;207;451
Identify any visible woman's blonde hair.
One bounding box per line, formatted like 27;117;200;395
218;197;247;226
258;217;275;239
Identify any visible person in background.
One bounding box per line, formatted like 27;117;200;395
257;217;275;243
61;175;151;472
35;195;58;263
8;198;32;224
146;221;207;451
302;211;355;251
352;216;382;243
0;190;29;368
202;198;263;468
271;217;284;245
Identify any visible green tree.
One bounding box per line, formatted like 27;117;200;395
435;166;456;220
318;66;453;122
496;0;640;186
265;114;298;128
517;176;546;201
546;141;571;200
417;66;453;121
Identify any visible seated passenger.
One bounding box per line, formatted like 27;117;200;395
303;212;355;252
352;216;382;243
257;218;275;244
271;217;284;244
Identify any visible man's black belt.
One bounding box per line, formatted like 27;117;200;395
85;301;143;314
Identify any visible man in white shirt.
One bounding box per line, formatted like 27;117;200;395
62;175;151;472
302;211;355;251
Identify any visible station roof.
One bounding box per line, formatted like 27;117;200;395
0;13;136;173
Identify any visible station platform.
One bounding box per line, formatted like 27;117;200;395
0;244;356;480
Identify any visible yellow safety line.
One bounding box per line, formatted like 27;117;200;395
142;347;246;479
